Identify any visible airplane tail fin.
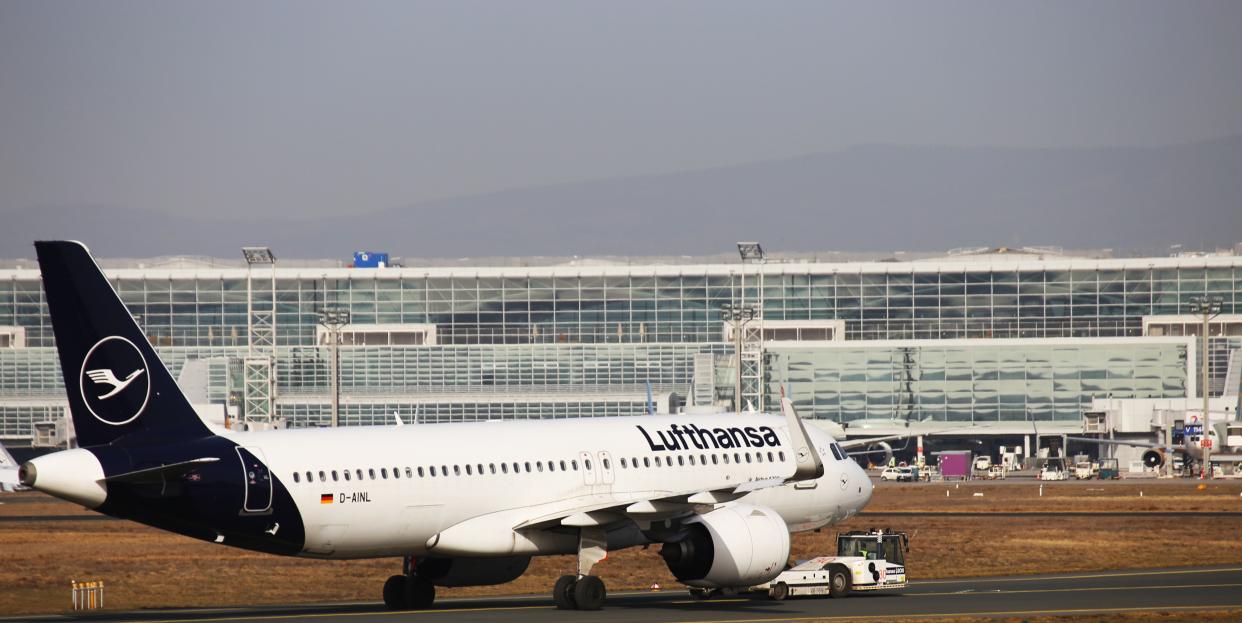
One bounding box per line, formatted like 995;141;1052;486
35;241;214;447
0;440;16;468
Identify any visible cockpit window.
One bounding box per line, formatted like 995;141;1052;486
830;443;848;461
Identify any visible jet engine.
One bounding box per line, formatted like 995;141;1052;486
659;503;790;588
416;555;531;587
1142;449;1165;468
867;441;894;467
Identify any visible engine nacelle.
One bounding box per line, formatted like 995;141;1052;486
1142;449;1165;468
416;556;531;587
659;503;790;589
867;441;894;467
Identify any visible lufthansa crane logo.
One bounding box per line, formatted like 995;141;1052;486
79;336;150;426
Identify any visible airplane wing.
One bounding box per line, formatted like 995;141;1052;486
429;476;793;557
838;434;917;451
1064;436;1181;452
431;400;827;557
838;424;997;453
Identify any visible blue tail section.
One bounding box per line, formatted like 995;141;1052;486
35;241;214;447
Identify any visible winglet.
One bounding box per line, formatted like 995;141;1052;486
780;387;824;481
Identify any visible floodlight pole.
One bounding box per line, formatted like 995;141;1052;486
241;247;276;429
1191;296;1222;479
722;303;757;414
318;309;350;428
735;242;767;413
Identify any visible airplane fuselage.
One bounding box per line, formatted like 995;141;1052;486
37;414;871;560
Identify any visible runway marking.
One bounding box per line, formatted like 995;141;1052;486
913;580;1242;597
912;565;1242;585
115;583;1242;623
667;603;1242;623
117;605;551;623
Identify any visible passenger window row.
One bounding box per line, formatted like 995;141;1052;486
618;450;785;469
290;450;788;485
293;459;586;484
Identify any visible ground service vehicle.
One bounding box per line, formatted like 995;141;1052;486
1098;458;1120;480
880;467;914;482
750;529;908;600
1039;466;1067;481
1073;461;1095;480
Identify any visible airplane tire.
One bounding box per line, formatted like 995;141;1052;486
829;568;851;598
382;575;407;610
769;582;789;601
688;587;712;600
553;575;578;610
573;575;606;610
406;575;436;609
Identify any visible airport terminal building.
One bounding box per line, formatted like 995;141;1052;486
2;246;1240;461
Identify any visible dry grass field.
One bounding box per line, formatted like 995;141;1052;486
1;480;1241;617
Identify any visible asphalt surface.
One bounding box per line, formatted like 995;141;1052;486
6;510;1242;523
9;565;1242;623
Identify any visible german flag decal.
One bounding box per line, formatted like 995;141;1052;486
320;493;333;504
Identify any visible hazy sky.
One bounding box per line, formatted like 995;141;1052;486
2;1;1241;220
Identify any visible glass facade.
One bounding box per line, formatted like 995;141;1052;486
766;339;1191;424
0;253;1238;445
2;259;1239;347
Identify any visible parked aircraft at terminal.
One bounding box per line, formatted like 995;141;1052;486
19;241;875;611
0;442;24;492
1069;414;1242;472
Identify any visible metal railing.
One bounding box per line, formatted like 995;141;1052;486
71;580;104;610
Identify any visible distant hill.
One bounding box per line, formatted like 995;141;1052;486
4;137;1241;259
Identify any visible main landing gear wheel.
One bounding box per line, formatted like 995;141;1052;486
382;575;406;609
553;575;577;610
550;575;606;610
406;575;435;609
382;574;436;610
688;587;712;600
573;575;607;611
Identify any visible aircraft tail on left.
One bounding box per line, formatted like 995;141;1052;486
0;441;22;491
35;241;214;448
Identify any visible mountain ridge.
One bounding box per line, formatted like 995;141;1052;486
3;137;1240;259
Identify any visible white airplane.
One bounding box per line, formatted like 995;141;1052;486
19;241;874;611
0;441;24;492
1068;413;1242;470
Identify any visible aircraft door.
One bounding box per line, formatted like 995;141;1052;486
237;447;273;513
597;451;615;485
578;451;596;486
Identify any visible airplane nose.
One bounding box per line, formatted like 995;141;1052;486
854;463;873;508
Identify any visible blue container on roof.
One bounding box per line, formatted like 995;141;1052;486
353;252;389;268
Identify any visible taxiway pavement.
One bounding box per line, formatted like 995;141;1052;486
9;565;1242;623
